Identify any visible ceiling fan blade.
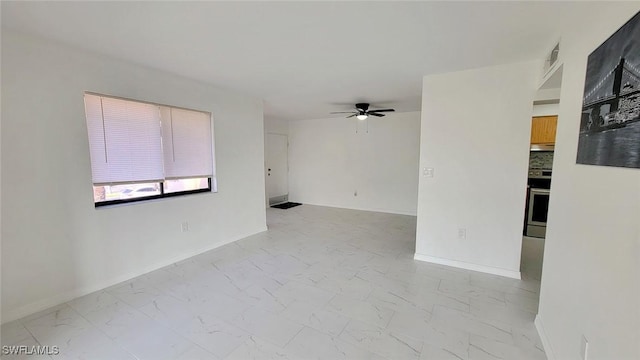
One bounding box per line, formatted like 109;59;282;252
346;114;357;118
369;109;395;113
368;113;384;117
330;111;356;114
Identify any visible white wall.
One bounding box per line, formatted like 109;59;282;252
264;118;289;136
415;61;539;278
535;88;561;103
532;103;559;117
288;112;420;216
532;87;560;116
0;32;267;322
536;5;640;359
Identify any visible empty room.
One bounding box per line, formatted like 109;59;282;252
1;2;639;360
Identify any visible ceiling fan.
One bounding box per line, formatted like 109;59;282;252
330;103;395;120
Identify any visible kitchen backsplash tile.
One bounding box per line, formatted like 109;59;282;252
529;151;554;169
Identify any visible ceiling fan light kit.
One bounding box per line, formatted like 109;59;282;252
330;102;395;120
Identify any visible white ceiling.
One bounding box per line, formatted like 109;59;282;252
0;1;605;121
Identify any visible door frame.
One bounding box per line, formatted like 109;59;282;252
265;132;289;206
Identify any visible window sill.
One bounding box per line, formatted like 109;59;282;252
94;188;216;208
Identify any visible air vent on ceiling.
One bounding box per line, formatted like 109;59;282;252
544;42;560;75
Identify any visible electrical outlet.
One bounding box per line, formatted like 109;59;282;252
181;222;189;232
580;335;589;360
458;228;466;240
423;168;434;177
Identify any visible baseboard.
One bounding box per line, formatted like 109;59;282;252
413;253;521;279
1;227;268;324
268;194;288;206
535;315;555;360
294;201;417;217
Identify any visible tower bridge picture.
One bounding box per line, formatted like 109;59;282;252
581;57;640;133
576;10;640;169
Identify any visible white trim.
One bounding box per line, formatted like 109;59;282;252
413;253;521;279
535;315;556;360
265;131;289;136
1;227;268;324
297;201;417;217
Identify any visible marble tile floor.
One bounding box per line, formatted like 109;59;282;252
1;205;546;360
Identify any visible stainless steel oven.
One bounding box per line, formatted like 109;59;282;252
527;187;550;238
525;164;552;238
525;148;553;238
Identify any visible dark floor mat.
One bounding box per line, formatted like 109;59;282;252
271;202;302;209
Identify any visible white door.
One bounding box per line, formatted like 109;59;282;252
266;133;288;205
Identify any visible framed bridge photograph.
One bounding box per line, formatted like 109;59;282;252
577;10;640;169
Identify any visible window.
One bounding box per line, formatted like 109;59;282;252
84;93;216;206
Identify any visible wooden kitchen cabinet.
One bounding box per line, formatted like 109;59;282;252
530;116;557;144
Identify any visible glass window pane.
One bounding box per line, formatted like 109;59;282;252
93;182;161;203
164;178;210;194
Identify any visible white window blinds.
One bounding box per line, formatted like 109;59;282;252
84;93;214;185
85;94;164;185
160;106;214;179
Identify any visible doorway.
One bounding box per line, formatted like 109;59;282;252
521;65;562;285
265;133;289;206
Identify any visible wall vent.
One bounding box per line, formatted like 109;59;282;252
544;42;560;75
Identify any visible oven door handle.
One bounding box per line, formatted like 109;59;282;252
530;188;550;194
